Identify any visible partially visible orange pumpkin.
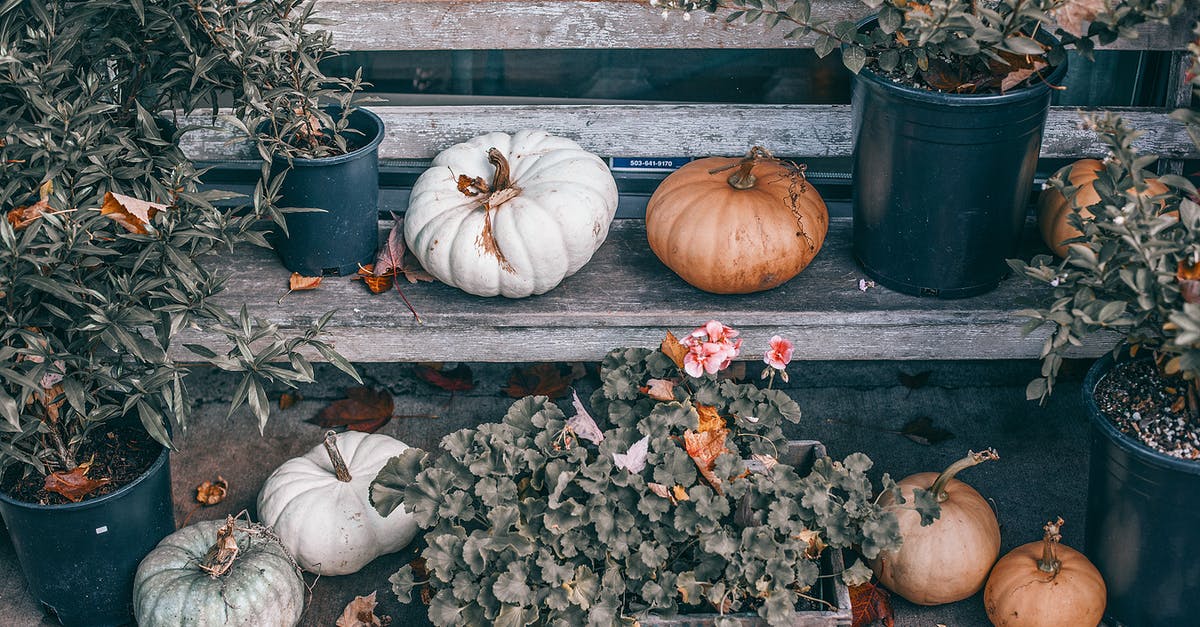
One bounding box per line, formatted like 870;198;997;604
871;449;1001;605
984;517;1106;627
1037;159;1169;257
645;147;829;294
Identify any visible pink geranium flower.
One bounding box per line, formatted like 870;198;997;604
763;335;794;371
682;321;741;377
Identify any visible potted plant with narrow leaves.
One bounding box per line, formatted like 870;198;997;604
371;322;941;625
196;0;383;277
662;0;1185;297
0;2;358;624
1009;46;1200;620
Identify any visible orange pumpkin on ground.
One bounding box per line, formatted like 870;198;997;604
1037;159;1169;257
984;517;1106;627
871;449;1002;605
645;147;828;294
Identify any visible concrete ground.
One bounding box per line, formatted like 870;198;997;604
0;358;1094;626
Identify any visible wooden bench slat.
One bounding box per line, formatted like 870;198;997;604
174;219;1116;363
316;0;1196;51
179;105;1197;162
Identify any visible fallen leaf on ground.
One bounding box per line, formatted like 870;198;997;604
310;387;394;433
44;461;111;502
640;378;676;402
661;331;688;369
613;435;650;473
195;476;228;506
566;390;604;444
414;363;475;392
647;482;671;499
695;404;726;433
279;392;301;410
336;591;391;627
504;363;580;399
898;370;931;390
99;191;165;234
850;581;894;627
682;428;728;493
6;180;53;230
355;264;394;294
375;215;407;278
900;416;955;446
672;485;689;501
288;273;322;291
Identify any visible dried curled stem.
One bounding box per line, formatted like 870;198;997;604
458;147;520;274
929;448;1000;503
710;146;816;250
1037;516;1065;576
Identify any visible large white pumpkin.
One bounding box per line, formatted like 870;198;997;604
404;129;618;298
257;431;418;575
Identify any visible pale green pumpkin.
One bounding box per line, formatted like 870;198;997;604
133;518;305;627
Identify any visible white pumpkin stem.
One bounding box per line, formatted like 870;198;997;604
1038;517;1064;576
199;515;241;578
929;448;999;503
474;148;518;274
324;430;353;482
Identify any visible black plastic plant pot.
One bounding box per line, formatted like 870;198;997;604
849;20;1069;298
268;106;384;276
0;446;174;626
1083;351;1200;626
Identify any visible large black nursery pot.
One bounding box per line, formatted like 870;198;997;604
1083;351;1200;626
269;106;384;276
0;446;174;626
850;19;1068;298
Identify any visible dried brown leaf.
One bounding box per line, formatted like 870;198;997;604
661;331;689;369
375;215;407;278
355;264;394;294
647;482;672;499
695;404;726;433
504;363;578;399
640;378;676;402
44;461;111;502
1055;0;1105;37
336;591;390;627
414;363;475;392
288;273;322;291
797;528;827;560
6;180;54;230
850;581;894;627
195;476;229;506
279;392;301;410
99;191;165;234
682;428;729;493
310;387;394;433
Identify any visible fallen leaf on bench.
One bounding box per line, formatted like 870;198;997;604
355;264;393;294
288;273;322;291
99;191;165;234
311;387;394;433
44;460;112;502
414;363;475;392
279;392;301;410
195;476;228;506
374;215;407;278
849;581;894;627
336;591;390;627
900;416;954;446
504;363;580;399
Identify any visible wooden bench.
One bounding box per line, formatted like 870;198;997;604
176;0;1199;363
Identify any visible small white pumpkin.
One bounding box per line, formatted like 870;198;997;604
257;430;418;575
134;517;304;627
404;129;619;298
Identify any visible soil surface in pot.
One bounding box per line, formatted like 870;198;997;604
1094;359;1200;461
0;424;161;505
867;52;1058;94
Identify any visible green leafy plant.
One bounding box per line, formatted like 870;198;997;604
658;0;1184;92
372;324;939;626
0;0;358;499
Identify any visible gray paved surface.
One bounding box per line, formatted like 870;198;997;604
0;359;1094;626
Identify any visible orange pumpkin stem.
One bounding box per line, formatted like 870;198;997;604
324;430;353;483
929;448;999;503
726;146;774;190
1038;517;1064;575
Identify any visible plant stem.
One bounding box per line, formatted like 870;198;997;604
1037;517;1064;575
726;146;772;190
199;515;240;578
929;448;998;503
323;430;353;482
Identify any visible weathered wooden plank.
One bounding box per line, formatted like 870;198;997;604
315;0;1196;51
170;219;1118;363
178;105;1197;162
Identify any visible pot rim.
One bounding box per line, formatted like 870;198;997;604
0;442;170;512
1083;348;1200;476
849;15;1070;106
263;105;385;168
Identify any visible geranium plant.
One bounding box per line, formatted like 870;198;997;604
658;0;1184;92
372;323;940;625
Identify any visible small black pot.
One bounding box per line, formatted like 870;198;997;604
849;20;1068;298
0;446;174;626
268;107;384;276
1083;351;1200;626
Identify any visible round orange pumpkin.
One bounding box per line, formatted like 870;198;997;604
1037;159;1168;257
871;449;1002;605
645;147;829;294
984;517;1106;627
